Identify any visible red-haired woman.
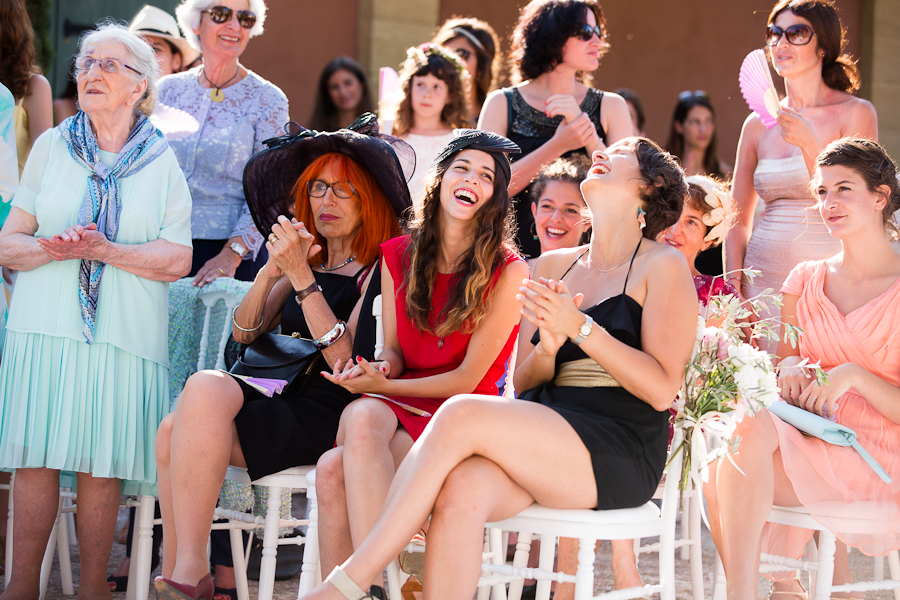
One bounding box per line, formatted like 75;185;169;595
154;121;413;595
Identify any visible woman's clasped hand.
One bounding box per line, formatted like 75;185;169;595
265;215;323;280
517;277;585;355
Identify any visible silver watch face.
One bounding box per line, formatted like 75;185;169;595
580;322;592;337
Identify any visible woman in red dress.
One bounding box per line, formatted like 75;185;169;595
315;130;529;596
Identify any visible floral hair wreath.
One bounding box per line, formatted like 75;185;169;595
405;43;467;77
686;175;734;246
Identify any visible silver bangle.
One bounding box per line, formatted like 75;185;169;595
313;320;346;349
232;310;264;332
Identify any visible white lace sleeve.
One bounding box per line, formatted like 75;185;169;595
228;80;290;258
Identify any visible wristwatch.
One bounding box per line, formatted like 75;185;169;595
230;241;248;259
573;314;594;345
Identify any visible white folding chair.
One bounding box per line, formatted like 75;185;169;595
712;505;900;600
635;455;704;600
213;466;314;600
475;425;687;600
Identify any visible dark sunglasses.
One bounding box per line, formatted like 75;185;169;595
766;24;815;46
678;90;708;101
453;47;472;61
203;6;257;29
575;24;602;42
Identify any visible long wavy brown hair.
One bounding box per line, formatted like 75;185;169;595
0;0;40;100
402;150;516;338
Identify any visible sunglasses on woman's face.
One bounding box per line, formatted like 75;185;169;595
575;24;602;42
203;5;257;29
766;24;815;46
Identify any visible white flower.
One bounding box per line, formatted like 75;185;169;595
734;363;760;390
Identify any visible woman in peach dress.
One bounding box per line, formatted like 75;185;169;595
706;137;900;600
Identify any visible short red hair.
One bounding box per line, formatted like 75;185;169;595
293;153;401;267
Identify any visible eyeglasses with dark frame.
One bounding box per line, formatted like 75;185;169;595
203;5;258;29
307;180;356;199
574;23;602;42
75;57;143;78
765;24;816;47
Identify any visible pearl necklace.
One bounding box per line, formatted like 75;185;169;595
320;255;356;272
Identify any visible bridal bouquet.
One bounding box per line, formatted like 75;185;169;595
672;271;824;492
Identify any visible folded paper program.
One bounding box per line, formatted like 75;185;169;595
768;401;892;484
220;370;288;398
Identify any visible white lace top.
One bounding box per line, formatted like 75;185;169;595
158;67;289;258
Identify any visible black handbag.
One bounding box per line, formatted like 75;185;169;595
229;332;322;396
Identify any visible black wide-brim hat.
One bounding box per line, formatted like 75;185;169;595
243;113;415;239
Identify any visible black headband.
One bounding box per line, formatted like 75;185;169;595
433;129;520;182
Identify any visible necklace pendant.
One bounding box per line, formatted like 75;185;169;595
438;338;444;348
210;88;225;103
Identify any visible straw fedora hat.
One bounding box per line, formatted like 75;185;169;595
129;5;201;67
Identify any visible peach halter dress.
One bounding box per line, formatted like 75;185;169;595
762;259;900;566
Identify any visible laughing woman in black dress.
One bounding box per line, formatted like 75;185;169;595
298;137;697;599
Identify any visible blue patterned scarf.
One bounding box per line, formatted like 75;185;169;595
58;111;169;343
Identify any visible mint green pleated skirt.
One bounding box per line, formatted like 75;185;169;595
0;331;169;495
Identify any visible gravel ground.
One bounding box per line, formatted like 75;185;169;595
14;493;895;600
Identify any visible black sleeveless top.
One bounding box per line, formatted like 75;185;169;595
503;86;606;259
520;242;669;510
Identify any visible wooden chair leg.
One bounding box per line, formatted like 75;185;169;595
386;559;404;600
298;471;320;597
573;537;597;600
56;502;74;596
812;530;836;600
508;530;533;600
38;494;63;600
888;550;900;600
536;534;555;600
688;486;704;600
230;525;250;600
6;471;13;576
257;486;283;600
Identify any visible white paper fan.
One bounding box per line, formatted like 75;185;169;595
739;49;780;129
149;103;200;140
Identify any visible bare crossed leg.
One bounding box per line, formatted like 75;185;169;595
305;393;600;600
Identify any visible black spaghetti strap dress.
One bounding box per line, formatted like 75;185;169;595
519;243;669;509
233;265;379;480
502;86;607;259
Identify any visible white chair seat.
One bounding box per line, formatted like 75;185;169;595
489;501;662;540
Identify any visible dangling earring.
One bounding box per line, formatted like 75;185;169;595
638;207;646;230
531;222;539;241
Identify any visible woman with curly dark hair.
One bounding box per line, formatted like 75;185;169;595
431;17;501;123
308;57;374;131
312;131;527;595
0;0;52;176
479;0;632;259
300;137;696;599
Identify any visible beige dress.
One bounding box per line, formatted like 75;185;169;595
741;155;841;354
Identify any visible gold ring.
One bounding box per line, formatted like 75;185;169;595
215;268;224;275
268;233;278;244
